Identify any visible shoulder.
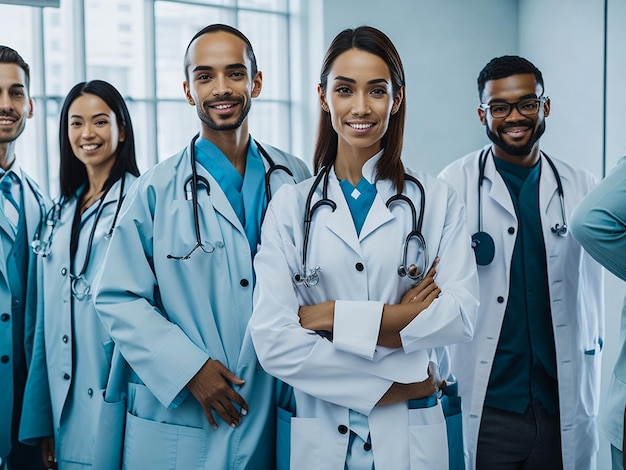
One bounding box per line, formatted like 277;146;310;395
256;142;311;180
543;153;598;189
438;148;483;178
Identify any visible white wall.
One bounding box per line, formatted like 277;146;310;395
319;1;624;468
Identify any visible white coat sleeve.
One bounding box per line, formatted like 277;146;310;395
399;183;479;353
93;182;209;409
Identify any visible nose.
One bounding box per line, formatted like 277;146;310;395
81;123;95;138
0;91;13;111
351;92;370;116
212;75;232;97
505;104;526;121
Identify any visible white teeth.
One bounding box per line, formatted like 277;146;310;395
0;119;13;125
82;144;98;150
350;123;373;130
215;104;233;110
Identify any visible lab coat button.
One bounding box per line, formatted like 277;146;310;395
337;424;348;434
507;227;515;234
63;373;70;380
62;335;69;343
240;279;249;287
0;355;9;363
497;296;504;303
363;442;372;451
61;267;67;276
1;313;9;322
355;262;364;272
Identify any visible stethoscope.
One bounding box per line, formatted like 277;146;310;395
31;177;126;300
167;133;296;260
292;165;428;288
472;147;568;266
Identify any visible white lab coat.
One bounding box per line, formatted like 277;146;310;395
94;139;310;470
20;174;136;468
250;154;479;470
438;147;604;470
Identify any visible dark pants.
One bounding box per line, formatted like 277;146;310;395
476;402;563;470
1;441;45;470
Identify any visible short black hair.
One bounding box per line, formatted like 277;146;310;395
477;55;544;101
183;24;258;83
0;45;30;92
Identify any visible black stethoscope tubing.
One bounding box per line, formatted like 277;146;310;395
171;133;295;260
293;166;427;287
473;147;568;266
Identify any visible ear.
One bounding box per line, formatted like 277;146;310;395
27;97;34;119
183;81;195;106
119;125;126;143
542;97;550;118
391;87;404;115
251;71;263;98
478;106;487;126
317;84;329;112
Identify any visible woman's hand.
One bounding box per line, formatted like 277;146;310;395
298;301;335;332
376;361;446;406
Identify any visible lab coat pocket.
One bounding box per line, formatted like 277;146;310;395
407;402;449;470
93;391;125;470
290;418;322;470
123;412;207;469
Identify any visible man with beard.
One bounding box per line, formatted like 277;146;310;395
439;55;604;469
93;24;310;469
0;46;48;470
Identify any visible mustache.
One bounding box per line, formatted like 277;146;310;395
498;120;535;131
0;111;18;118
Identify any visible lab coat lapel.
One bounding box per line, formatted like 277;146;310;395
538;153;560;218
358;180;394;241
484;153;517;218
324;173;361;253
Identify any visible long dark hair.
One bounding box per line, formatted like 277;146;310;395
314;26;406;191
59;80;140;199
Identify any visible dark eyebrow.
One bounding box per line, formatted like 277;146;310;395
489;93;538;104
69;113;110;120
333;76;389;85
192;63;248;74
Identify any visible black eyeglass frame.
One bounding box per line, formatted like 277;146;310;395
479;95;549;119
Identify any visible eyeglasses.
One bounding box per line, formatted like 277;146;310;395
479;96;548;119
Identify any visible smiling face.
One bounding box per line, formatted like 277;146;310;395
67;93;124;175
0;63;33;147
319;48;402;163
478;72;550;166
183;30;262;136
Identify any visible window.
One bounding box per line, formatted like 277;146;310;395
0;0;312;199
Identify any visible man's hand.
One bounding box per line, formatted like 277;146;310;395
298;301;335;332
377;361;446;406
187;359;248;429
40;435;56;469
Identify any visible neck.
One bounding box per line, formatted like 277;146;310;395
334;143;379;186
0;142;17;171
201;125;250;176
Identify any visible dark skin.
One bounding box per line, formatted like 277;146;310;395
298;260;445;405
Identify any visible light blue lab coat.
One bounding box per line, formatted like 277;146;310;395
93;138;309;470
0;165;49;460
19;174;137;468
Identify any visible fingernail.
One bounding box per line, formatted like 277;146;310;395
231;422;237;428
211;424;218;430
241;408;248;416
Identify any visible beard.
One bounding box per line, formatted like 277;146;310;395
0;112;27;144
486;119;546;157
197;98;251;132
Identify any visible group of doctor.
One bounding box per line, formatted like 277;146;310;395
0;18;618;470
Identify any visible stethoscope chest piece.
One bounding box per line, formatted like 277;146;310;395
471;230;495;266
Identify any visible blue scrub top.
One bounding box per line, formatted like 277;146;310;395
339;177;377;236
194;137;267;256
486;157;558;415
